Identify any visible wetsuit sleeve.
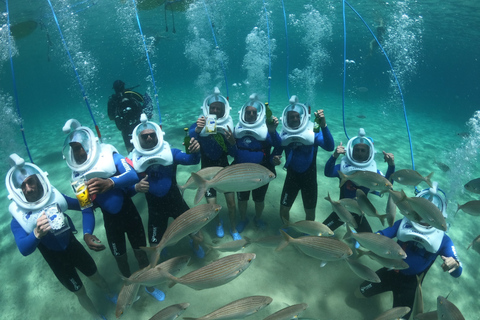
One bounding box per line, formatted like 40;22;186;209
62;194;95;235
439;236;463;278
11;219;40;256
270;131;282;148
172;148;201;165
324;156;340;178
315;126;335;151
189;122;199;138
64;194;81;211
385;165;396;181
110;153;140;188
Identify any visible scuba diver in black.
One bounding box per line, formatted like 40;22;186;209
107;80;153;153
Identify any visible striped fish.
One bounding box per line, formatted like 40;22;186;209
324;193;358;228
345;257;381;283
167;253;256;290
359;249;409;270
206;238;251;252
264;303;308;320
192;163;275;204
149;302;190;320
141;203;221;267
115;283;140;318
282;218;334;236
373;306;411;320
339;171;393;193
276;230;352;263
122;255;190;286
183;295;273;320
178;166;223;195
437;296;465;320
345;226;407;259
356;189;386;226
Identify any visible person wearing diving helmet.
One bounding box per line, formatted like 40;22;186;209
6;154;114;320
231;93;281;232
322;128;395;233
275;95;335;222
355;184;462;320
128;114;206;261
189;87;241;241
61;119;166;301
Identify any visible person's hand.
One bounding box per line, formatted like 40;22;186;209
333;142;345;158
135;175;149;193
441;256;460;273
195;116;206;134
34;213;51;239
87;178;114;195
383;151;395;166
224;126;236;145
84;233;106;251
314;109;327;128
267;116;279;133
188;138;201;153
272;155;282;166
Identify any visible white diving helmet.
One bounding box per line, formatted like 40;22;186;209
62;119;100;173
5;153;52;211
280;95;310;134
201;87;233;134
345;128;376;168
411;181;448;232
131;114;165;156
234;93;268;141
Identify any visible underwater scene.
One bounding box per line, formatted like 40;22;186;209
1;0;480;319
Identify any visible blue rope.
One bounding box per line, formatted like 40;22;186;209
262;0;272;104
130;0;162;124
201;0;229;99
280;0;290;99
343;0;415;170
46;0;102;139
6;0;34;163
342;0;349;140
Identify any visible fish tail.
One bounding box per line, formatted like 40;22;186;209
339;171;348;187
281;217;291;229
165;272;179;288
177;183;186;198
275;230;292;251
379;214;387;226
140;246;160;268
343;224;353;240
191;172;207;204
425;172;434;188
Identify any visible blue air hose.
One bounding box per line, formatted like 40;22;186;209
262;0;272;104
130;0;163;124
343;0;415;170
6;0;34;163
46;0;102;140
280;0;290;99
201;0;230;99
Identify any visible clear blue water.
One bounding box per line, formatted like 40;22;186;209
1;0;479;319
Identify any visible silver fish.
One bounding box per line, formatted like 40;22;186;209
183;295;273;320
115;283;140;318
437;296;465;320
149;302;190;320
277;230;352;262
356;189;386;226
456;200;480;216
192;163;276;204
282;218;334;236
206;237;251;252
402;196;447;231
122;255;190;286
345;257;381;283
359;250;409;270
178;166;224;195
167;253;256;290
464;177;480;194
411;274;425;319
324;193;358;228
339;198;364;216
389;169;434;187
264;303;308;320
142;203;222;267
388;190;423;223
346;226;407;259
385;193;397;227
373;306;411;320
467;234;480;254
413;311;438;320
339;171;393;192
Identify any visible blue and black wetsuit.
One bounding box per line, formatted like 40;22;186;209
359;220;462;319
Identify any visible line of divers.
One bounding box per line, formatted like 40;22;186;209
6;83;462;319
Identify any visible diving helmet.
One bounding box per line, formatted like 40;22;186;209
5;153;52;210
131;113;165;156
62;119;100;173
281;95;310;133
202;87;232;125
345;128;376;168
237;93;266;127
